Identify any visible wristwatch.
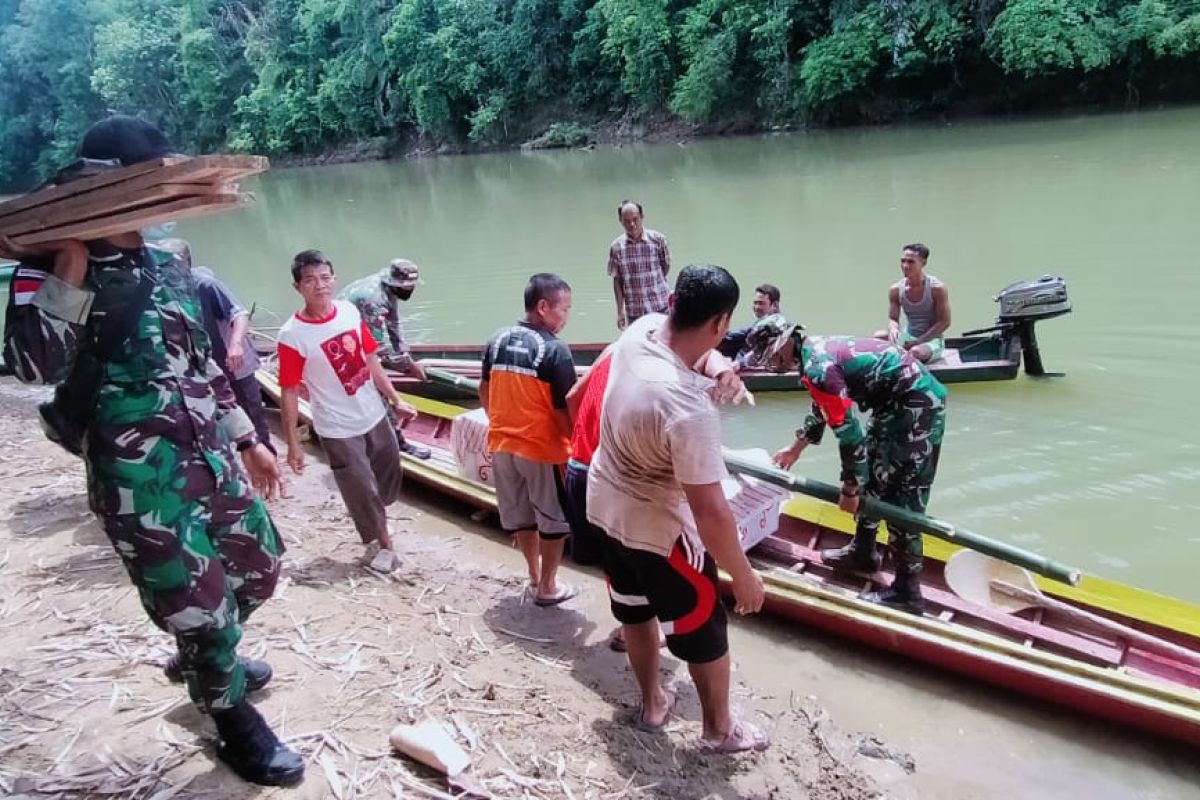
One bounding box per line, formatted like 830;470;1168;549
235;435;259;453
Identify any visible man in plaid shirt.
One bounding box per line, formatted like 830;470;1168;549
608;200;671;329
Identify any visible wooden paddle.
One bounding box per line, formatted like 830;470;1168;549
944;550;1200;667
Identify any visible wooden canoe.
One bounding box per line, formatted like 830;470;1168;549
257;370;1200;747
395;332;1024;401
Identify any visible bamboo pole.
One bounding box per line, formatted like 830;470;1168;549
422;367;1082;587
724;452;1081;587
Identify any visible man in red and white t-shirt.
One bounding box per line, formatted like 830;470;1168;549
278;249;418;573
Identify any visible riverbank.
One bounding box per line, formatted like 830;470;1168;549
0;381;899;799
270;109;722;169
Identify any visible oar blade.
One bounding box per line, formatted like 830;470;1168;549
945;550;1038;613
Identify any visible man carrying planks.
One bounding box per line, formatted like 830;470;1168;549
0;116;303;786
767;315;948;614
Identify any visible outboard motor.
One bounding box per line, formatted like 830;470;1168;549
963;275;1071;376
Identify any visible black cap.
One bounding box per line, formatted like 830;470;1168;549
79;115;180;165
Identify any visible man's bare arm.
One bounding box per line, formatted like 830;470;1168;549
479;378;490;416
886;286;902;342
613;277;626;329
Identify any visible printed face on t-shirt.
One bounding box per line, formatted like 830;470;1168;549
320;329;369;395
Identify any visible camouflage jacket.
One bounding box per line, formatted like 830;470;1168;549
796;336;942;485
337;272;412;369
9;243;254;517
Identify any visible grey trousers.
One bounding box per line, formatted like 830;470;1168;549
321;416;403;545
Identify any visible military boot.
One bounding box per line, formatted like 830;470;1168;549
164;655;273;693
861;568;925;616
213;702;305;786
819;536;881;574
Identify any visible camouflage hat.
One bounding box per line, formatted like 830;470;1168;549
744;313;803;371
381;259;420;289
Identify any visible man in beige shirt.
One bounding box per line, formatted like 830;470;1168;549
587;263;769;753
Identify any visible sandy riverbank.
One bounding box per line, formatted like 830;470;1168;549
0;382;896;800
1;378;1197;800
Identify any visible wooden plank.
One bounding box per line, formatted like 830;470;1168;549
1;182;234;237
13;194;243;246
0;155;268;223
755;536;1124;666
0;158;185;219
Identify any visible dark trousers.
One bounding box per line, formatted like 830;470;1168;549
101;478;283;711
231;373;276;455
321;416;403;545
564;461;605;566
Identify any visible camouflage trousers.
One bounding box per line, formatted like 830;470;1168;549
852;383;947;576
100;479;283;712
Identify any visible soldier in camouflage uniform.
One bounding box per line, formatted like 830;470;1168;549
763;317;947;614
0;116;303;786
338;259;431;459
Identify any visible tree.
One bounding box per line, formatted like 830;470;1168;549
985;0;1120;77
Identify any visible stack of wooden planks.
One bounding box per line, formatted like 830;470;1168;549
0;155;268;247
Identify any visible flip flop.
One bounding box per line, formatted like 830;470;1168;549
534;583;579;607
700;720;771;753
633;690;676;733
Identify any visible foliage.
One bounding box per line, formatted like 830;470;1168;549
2;0;1200;190
523;121;592;149
985;0;1120;76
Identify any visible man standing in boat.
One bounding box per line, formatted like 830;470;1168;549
768;316;947;614
278;249;418;574
875;243;950;363
588;264;769;752
338;258;431;459
608;200;671;330
480;273;578;606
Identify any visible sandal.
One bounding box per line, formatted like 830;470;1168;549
534;583;579;607
633;690;676;733
701;720;770;753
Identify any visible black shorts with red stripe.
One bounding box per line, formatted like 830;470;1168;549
601;534;728;664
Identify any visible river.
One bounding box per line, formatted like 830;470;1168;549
183;106;1200;605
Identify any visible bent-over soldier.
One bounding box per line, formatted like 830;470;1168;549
766;316;947;613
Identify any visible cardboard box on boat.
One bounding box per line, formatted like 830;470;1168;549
449;408;789;551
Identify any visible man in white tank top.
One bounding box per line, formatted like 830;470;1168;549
874;243;951;363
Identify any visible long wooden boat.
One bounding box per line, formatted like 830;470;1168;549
257;370;1200;747
401;333;1023;401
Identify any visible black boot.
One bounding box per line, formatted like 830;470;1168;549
395;427;431;460
164;655;273;693
400;440;432;460
213;702;305;787
861;569;925;615
819;540;881;574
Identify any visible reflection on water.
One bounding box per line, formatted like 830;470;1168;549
178;107;1200;601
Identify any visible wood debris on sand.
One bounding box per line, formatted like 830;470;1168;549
0;381;898;799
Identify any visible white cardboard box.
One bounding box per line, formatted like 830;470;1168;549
723;475;789;551
450;408;788;551
450;407;495;487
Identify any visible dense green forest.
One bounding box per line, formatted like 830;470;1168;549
1;0;1199;191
